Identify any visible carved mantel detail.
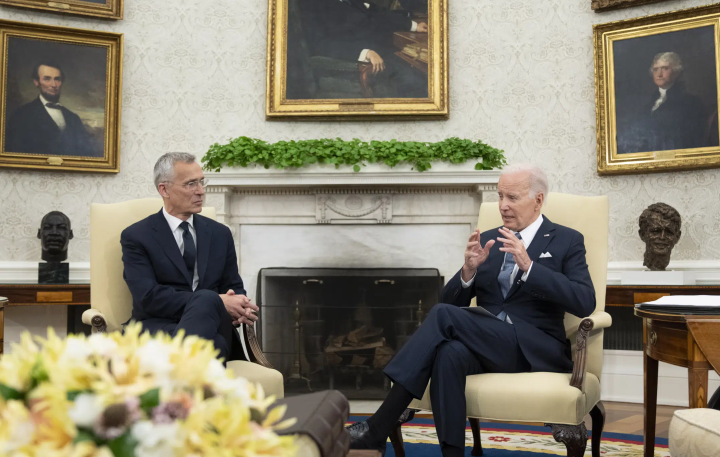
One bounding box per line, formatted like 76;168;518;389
316;194;392;224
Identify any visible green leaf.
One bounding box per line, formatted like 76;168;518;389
0;383;23;401
67;390;87;401
107;432;139;457
139;388;160;413
29;357;49;389
352;164;361;172
73;428;97;444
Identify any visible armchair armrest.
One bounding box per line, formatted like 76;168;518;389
82;308;108;333
242;323;274;369
569;311;612;391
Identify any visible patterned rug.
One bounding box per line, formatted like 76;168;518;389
348;415;670;456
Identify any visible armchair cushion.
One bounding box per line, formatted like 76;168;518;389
669;408;720;457
227;360;284;400
410;371;601;425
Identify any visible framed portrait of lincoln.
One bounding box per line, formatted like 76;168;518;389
0;0;123;20
265;0;448;120
0;20;123;173
595;4;720;175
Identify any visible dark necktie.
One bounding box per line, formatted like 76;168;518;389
496;232;522;322
179;221;196;277
45;102;62;109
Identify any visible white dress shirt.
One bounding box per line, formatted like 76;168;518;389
163;207;199;291
651;86;671;112
39;94;66;131
461;214;544;289
349;0;418;62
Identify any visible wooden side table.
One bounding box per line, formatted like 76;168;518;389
0;284;90;354
635;308;720;457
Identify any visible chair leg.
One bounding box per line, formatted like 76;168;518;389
358;64;375;98
546;423;588;457
469;418;483;456
388;422;405;457
589;402;605;457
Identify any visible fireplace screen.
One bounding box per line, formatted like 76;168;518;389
257;268;443;399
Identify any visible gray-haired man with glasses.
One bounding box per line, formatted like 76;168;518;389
120;152;258;363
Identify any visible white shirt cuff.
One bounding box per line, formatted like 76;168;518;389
410;20;418;32
359;49;370;62
520;262;532;281
461;271;475;288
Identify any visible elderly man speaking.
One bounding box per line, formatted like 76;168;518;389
348;164;596;457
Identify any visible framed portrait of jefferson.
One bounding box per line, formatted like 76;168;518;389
0;20;123;173
594;4;720;175
265;0;448;120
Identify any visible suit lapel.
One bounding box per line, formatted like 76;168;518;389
150;210;193;286
32;98;62;140
504;216;556;301
194;215;212;288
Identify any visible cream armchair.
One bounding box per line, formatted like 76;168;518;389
391;193;612;457
82;198;283;399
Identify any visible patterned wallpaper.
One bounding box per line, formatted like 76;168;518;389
0;0;717;264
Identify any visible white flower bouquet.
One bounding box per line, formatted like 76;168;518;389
0;323;296;457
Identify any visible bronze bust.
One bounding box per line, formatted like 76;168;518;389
638;203;681;271
37;211;74;262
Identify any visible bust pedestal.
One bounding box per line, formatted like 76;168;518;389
38;262;69;284
620;270;687;286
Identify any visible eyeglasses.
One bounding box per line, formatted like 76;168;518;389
164;178;208;190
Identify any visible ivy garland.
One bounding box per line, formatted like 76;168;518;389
202;137;506;173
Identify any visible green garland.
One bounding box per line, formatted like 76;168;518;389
202;137;506;172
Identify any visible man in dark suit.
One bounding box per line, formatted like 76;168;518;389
348;164;596;457
617;52;708;154
121;152;259;362
5;62;99;157
302;0;428;98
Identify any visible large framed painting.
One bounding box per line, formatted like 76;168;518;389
265;0;448;120
595;4;720;175
592;0;673;12
0;0;122;20
0;20;123;173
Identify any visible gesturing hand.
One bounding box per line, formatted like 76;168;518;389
497;228;532;272
366;50;385;74
462;229;495;282
417;22;428;33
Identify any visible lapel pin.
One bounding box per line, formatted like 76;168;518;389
544;234;549;237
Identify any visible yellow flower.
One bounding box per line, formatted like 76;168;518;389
0;325;297;457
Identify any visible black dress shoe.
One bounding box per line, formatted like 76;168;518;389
347;420;387;457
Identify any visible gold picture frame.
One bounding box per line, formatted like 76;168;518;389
0;20;123;173
595;4;720;175
0;0;122;20
592;0;673;13
265;0;448;120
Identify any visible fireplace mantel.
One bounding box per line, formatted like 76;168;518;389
205;163;501;189
203;165;500;299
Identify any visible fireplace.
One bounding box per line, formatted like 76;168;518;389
257;268;443;399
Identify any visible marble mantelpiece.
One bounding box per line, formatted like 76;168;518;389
204;164;501;297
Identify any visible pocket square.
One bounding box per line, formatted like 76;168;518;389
539;252;552;258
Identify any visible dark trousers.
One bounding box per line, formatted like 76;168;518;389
146;290;236;361
375;45;428;98
384;303;529;449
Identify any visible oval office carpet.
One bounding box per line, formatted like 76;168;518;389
348;416;671;456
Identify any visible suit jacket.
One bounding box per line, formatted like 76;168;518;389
617;83;707;154
120;210;246;356
440;217;595;373
5;97;99;157
303;0;412;62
